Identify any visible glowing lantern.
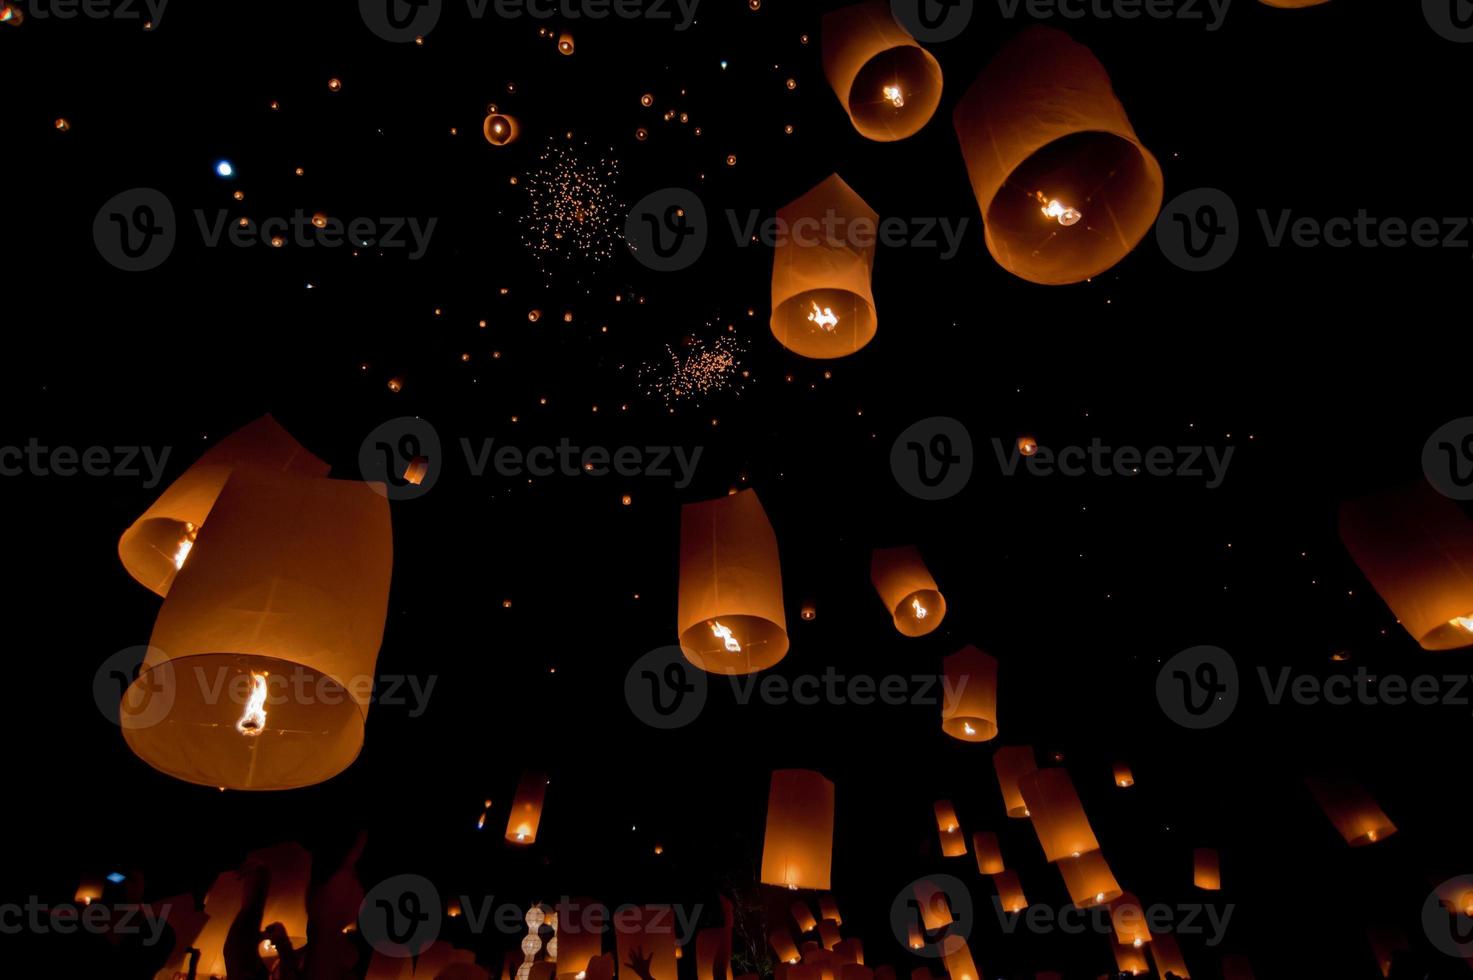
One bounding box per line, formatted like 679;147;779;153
1056;850;1121;908
834;939;863;966
972;832;1004;875
1112;763;1134;788
554;897;604;979
870;546;945;636
1112;941;1150;977
121;467;392;790
761;769;835;890
1338;481;1473;650
118;414;329;597
614;907;678;980
801;601;817;622
952;27;1163;285
933;800;967;857
912;879;953;932
820;0;942;142
1193;848;1221;890
254;842;311;954
506;771;547;844
770;174;879;359
1019;768;1100;862
940;938;979;980
695;904;733;980
818;896;841;925
1366;925;1408;978
1017;436;1038;457
818;920;841;951
771;928;802;965
1108;893;1151;949
993;745;1038;818
905;920;923;950
558;32;574;54
1305;776;1396;846
74;876;104;905
484;110;521;146
992;869;1026;913
678;490;789;674
792;901;818;933
1149;931;1191;978
941;646;998;741
1434;878;1473;917
146;892;209;979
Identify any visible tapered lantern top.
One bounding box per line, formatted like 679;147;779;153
822;0;942;142
871;546;945;636
760;768;835;890
941;646;998;741
952;27;1163;285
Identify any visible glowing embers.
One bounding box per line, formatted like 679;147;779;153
235;671;269;736
710;619;742;653
882;84;905;109
172;522;198;570
808;301;840;332
1036;191;1082;226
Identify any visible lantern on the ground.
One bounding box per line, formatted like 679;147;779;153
760;769;835;890
1306;776;1396;846
871;546;945;636
506;772;547;844
941;646;998;742
993;745;1037;818
820;0;942;142
1019;768;1100;861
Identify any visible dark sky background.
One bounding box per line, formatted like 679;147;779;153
5;1;1473;978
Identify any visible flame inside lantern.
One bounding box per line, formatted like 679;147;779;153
236;671;269;736
710;620;742;653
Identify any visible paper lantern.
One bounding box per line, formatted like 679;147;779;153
818;921;842;951
993;745;1038;818
1112;763;1134;788
792;901;818;933
1108;893;1150;949
905;920;923;950
1305;777;1396;846
973;832;1004;874
818;896;841;925
941;646;998;742
1112;941;1150;977
121;467;392;790
1193;848;1220;890
771;928;802;965
1020;768;1100;862
912;879;953;932
1366;925;1408;978
940;939;979;980
695;901;733;980
933;800;966;857
253;841;311;952
118;414;329;597
952;27;1163;285
1435;878;1473;916
506;772;547;844
554;897;604;979
770;174;879;359
147;893;209;980
870;546;945;636
820;0;942;142
761;769;835;890
1149;931;1190;978
484;111;520;147
1339;481;1473;650
678;490;789;674
615;907;677;980
74;876;104;905
992;870;1027;914
1056;850;1121;908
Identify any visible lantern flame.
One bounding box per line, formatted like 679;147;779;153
236;671;269;736
963;722;976;736
1452;616;1473;633
710;620;742;653
1039;195;1083;227
882;85;905;108
912;596;928;620
807;302;839;331
173;522;198;570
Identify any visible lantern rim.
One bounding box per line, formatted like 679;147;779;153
771;288;877;360
942;715;997;742
892;588;945;636
680;614;789;674
846;45;943;142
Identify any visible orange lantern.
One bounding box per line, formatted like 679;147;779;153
554;896;604;978
905;919;923;950
121;467;392;790
835;941;863;967
678;490;789;674
992;869;1027;914
506;771;547;844
74;876;104;905
770;174;879;359
1338;481;1473;650
1366;925;1408;978
818;895;841;925
941;646;998;742
771;928;802;965
1434;878;1473;917
615;907;678;980
696;922;732;980
792;901;818;933
818;920;842;951
484;111;521;147
1055;850;1121;908
761;769;835;890
254;842;311;954
952;27;1163;285
993;745;1037;818
1019;768;1100;862
820;0;942;142
557;32;574;54
972;832;1004;874
871;546;945;636
1305;776;1396;846
940;938;979;980
1149;931;1191;979
1112;763;1134;788
1112;940;1150;977
838;965;871;980
1109;893;1150;949
1193;848;1221;890
933;800;966;857
912;879;953;932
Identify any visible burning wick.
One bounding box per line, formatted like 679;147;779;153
173;522;198;570
236;671;269;736
516;830;528;841
710;620;742;653
963;722;976;736
1038;194;1082;226
1132;938;1143;948
807;301;839;331
912;596;928;620
1094;892;1105;904
1452;616;1473;633
882;84;905;108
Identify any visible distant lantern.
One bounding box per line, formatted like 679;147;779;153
1434;878;1473;917
1112;940;1150;977
792;901;818;933
941;646;998;741
770;174;879;359
1148;931;1190;979
1019;768;1100;862
55;117;70;132
771;928;802;965
992;869;1027;913
558;32;574;54
1338;481;1473;650
74;876;104;905
484;111;521;146
801;601;817;621
820;0;942;142
554;896;604;979
818;896;841;925
1305;776;1396;846
818;920;842;951
912;879;952;932
1056;850;1121;908
1109;892;1151;949
1193;848;1221;890
1366;925;1408;978
121;467;392;790
1017;436;1038;457
940;938;979;980
993;745;1038;818
678;490;789;674
933;800;967;857
615;908;677;980
973;832;1004;875
1113;763;1134;788
952;27;1163;285
871;546;945;636
506;772;546;844
906;920;923;950
761;769;835;890
311;212;329;229
328;77;342;91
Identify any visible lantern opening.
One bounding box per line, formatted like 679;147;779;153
235;670;269;736
894;589;944;637
772;288;875;361
846;45;941;141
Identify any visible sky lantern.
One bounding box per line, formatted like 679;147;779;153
818;920;842;951
993;745;1038;818
484;108;521;146
820;0;942;142
761;769;835;890
1112;940;1150;977
870;546;945;636
117;414;329;597
792;901;818;932
1305;776;1397;846
253;842;311;956
1109;893;1150;949
1019;768;1100;861
952;27;1163;285
147;892;209;979
940;938;979;980
74;876;104;905
506;771;547;844
1338;481;1473;650
1193;847;1221;890
191;868;248;979
120;467;392;790
818;895;841;925
695;899;734;980
912;879;953;932
771;928;802;965
554;896;603;979
678;490;789;674
933;800;966;857
770;174;879;359
1149;931;1191;978
1112;763;1134;788
992;869;1027;914
1366;925;1408;978
972;832;1004;874
941;646;998;741
1056;849;1122;908
615;907;678;980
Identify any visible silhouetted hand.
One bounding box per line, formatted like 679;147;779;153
625;946;657;980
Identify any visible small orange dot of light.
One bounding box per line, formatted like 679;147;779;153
479;319;488;328
499;287;509;295
434;308;443;316
693;127;702;135
636;128;649;141
539;397;548;405
786;78;797;90
328;78;342;92
679;112;689;123
387;378;403;392
502;599;513;608
510;415;519;422
726;154;737;166
784;124;794;134
591;405;599;413
461;353;471;362
622;495;632;506
528;309;542;322
312;213;328;229
509;176;519;185
238;218;249;227
54;118;70;132
492;351;502;359
233;190;244;201
450;126;458;135
562;311;573;322
800;34;809;44
295;167;305;176
641;94;653;107
415;36;425;45
269;100;281;110
270;236;285;247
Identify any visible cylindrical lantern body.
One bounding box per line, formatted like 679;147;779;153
1434;878;1473;916
121;468;392;790
1339;481;1473;650
941;646;998;741
761;769;835;890
555;897;604;978
1020;768;1100;862
1306;777;1397;846
940;939;979;980
818;920;842;951
1112;941;1150;977
871;546;945;636
678;490;789;673
952;27;1163;285
1108;893;1150;949
792;901;818;933
1367;925;1408;978
993;745;1037;818
973;832;1004;875
906;919;923;950
1193;848;1221;890
770;175;879;359
1149;931;1190;978
821;0;942;142
194;868;248;978
933;800;966;857
992;870;1027;913
771;928;802;965
506;772;547;844
913;879;953;932
614;907;677;980
1056;850;1121;908
818;896;841;925
1112;762;1134;788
